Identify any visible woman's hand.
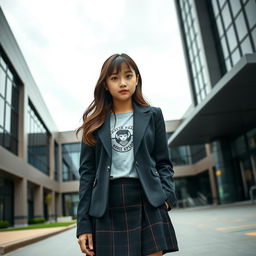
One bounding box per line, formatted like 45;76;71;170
77;233;95;255
164;200;170;209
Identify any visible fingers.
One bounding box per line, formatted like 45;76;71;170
78;233;95;255
88;234;94;252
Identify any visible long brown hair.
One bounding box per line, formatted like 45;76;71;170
75;53;150;146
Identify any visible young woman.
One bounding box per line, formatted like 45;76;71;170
75;53;179;256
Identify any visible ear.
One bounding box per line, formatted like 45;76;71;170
136;74;139;85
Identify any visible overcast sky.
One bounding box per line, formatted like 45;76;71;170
1;0;191;132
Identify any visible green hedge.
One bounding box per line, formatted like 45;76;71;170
0;220;9;228
28;217;45;224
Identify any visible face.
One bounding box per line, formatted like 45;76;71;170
105;62;139;102
119;134;127;141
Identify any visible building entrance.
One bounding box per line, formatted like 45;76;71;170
239;155;256;199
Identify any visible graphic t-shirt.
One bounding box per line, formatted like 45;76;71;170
109;111;139;180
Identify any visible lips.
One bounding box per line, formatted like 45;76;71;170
119;90;128;93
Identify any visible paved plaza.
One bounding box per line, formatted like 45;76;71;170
173;202;256;256
4;202;256;256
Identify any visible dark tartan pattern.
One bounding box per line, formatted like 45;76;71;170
89;177;179;256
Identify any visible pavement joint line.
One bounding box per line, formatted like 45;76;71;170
0;224;76;255
216;223;256;231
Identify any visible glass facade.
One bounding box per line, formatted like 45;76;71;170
0;48;20;155
169;145;191;165
27;182;34;220
43;188;49;221
26;101;50;175
62;193;79;217
247;128;256;150
0;174;14;225
177;0;211;105
190;144;207;164
211;0;256;71
212;139;238;204
175;170;212;207
169;143;206;165
62;143;80;181
211;126;256;204
230;128;256;199
54;141;59;181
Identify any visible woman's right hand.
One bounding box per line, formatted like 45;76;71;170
77;233;95;255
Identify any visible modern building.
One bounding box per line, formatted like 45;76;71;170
0;5;210;228
0;8;80;226
171;0;256;205
1;1;256;227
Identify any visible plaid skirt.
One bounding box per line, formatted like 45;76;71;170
90;177;179;256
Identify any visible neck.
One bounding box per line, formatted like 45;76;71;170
112;98;133;113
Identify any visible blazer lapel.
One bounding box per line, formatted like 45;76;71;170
133;101;152;157
97;110;112;159
97;100;152;160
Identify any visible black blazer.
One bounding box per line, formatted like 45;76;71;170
76;100;177;238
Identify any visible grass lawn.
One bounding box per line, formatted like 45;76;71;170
0;221;76;232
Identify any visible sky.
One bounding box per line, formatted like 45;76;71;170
0;0;191;132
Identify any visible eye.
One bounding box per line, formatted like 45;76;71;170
127;74;133;79
110;76;118;81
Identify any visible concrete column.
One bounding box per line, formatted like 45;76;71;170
205;143;211;156
46;190;56;222
34;184;43;218
208;168;218;205
56;192;62;217
14;177;27;226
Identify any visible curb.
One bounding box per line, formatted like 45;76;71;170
0;224;76;255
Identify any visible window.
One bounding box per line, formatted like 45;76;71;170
26;101;50;175
230;0;241;17
235;12;247;41
241;36;253;54
190;144;207;163
0;48;20;155
54;141;59;181
62;193;79;217
245;0;256;29
62;143;80;181
178;0;210;105
169;145;190;166
211;0;256;72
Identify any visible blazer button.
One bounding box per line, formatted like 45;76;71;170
135;161;139;166
107;166;111;171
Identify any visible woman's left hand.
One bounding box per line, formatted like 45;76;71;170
164;200;170;209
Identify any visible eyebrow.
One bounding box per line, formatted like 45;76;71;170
110;70;133;75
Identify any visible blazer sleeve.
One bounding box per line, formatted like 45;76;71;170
153;107;177;210
76;140;96;238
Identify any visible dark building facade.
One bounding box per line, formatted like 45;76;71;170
172;0;256;204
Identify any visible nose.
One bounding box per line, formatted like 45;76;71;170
120;76;127;87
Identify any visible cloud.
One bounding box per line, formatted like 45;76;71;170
1;0;191;131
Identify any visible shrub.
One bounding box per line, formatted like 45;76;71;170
0;220;9;228
28;217;45;224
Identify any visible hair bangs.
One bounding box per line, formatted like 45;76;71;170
107;56;134;77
